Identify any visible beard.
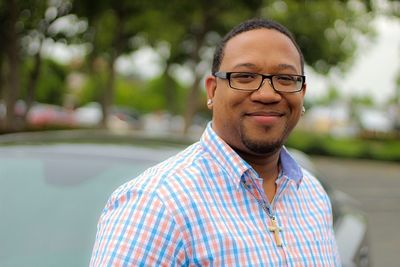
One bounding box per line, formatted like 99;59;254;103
239;124;289;155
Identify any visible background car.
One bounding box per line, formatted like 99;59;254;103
0;130;369;267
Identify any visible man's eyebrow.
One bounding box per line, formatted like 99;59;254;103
232;63;299;73
276;64;298;72
232;63;260;70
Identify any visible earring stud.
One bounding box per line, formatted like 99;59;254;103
207;99;213;105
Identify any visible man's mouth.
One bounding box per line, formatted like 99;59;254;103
245;111;284;125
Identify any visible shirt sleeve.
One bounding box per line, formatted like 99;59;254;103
89;188;187;266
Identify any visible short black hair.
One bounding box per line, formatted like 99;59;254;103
212;18;304;74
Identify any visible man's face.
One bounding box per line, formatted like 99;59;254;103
206;28;306;156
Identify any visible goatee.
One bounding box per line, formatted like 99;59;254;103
242;136;282;155
239;125;287;155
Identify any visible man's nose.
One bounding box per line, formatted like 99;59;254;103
250;79;282;102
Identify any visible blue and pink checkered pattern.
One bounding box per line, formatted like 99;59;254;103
90;124;341;266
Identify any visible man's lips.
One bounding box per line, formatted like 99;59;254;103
246;111;285;116
245;111;284;124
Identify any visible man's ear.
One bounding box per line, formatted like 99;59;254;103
205;75;217;109
301;83;307;97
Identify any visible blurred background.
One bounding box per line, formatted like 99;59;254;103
0;0;400;266
0;0;399;161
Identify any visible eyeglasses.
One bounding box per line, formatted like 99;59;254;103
213;71;305;93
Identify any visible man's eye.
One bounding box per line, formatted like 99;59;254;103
231;73;257;80
276;75;295;81
275;75;296;84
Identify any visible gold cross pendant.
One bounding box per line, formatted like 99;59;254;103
268;217;282;247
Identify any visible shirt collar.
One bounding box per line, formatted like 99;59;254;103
201;123;253;187
279;146;303;188
200;123;303;188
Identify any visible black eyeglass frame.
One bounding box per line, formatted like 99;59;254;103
213;71;306;93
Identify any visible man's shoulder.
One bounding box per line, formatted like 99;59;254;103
300;167;318;182
299;167;329;195
110;142;209;201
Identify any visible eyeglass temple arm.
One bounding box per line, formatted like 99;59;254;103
213;71;228;79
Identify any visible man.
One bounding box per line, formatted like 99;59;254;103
90;18;340;266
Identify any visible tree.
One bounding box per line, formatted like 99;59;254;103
146;0;264;134
1;0;21;131
72;0;153;127
378;0;399;105
21;0;72;118
378;0;400;17
0;0;73;131
261;0;375;74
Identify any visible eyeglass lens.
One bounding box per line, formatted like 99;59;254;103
229;72;303;92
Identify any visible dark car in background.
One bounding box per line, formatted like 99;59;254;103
0;130;369;267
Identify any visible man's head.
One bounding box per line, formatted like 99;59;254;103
206;18;306;157
212;18;305;75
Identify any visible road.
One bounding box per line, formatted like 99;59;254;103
312;156;400;267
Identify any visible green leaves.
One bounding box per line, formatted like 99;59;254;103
261;0;375;74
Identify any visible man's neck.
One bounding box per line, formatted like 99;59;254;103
239;149;281;203
237;148;281;182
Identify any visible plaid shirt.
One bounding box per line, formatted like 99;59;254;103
90;124;341;266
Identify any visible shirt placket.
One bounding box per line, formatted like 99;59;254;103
273;176;293;266
241;174;289;254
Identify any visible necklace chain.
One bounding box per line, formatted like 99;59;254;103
241;166;283;218
241;180;274;217
241;168;284;247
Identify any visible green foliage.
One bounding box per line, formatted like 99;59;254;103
20;59;68;105
72;0;151;56
79;74;188;114
35;60;68;105
287;130;400;162
76;69;108;106
262;0;375;73
380;0;400;17
113;78;163;113
149;0;264;64
369;140;400;161
94;10;118;52
140;75;187;114
350;95;374;106
313;86;342;105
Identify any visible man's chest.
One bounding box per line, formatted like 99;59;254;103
177;183;334;266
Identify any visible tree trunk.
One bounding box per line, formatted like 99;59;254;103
0;54;4;99
4;0;20;132
100;12;126;129
162;60;178;115
24;44;43;121
183;73;202;135
182;29;206;135
100;55;116;128
0;55;4;130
